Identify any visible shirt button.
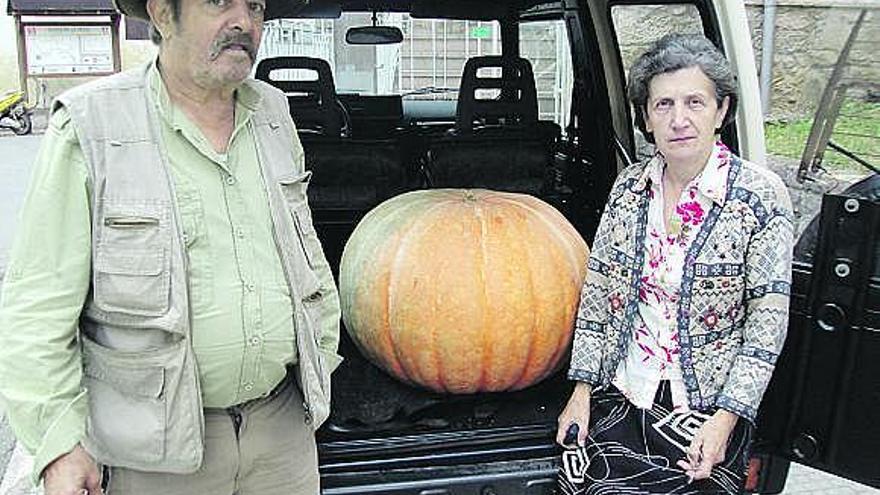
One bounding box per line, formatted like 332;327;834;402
245;283;256;292
249;336;261;346
235;228;246;238
244;383;254;392
225;176;236;186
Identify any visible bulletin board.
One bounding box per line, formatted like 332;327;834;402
25;24;114;75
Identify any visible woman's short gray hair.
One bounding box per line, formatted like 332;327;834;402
627;33;738;143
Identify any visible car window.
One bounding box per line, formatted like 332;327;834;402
258;18;336;70
520;19;574;131
257;14;501;98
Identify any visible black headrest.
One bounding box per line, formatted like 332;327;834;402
455;56;538;134
255;56;342;137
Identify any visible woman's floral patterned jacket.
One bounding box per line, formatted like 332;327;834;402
568;154;794;422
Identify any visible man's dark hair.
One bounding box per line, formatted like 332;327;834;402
149;0;182;45
626;33;738;144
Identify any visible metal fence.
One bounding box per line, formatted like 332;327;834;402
258;19;335;64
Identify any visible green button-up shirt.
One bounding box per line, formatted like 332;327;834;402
0;62;300;481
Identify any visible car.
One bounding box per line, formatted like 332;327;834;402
253;0;880;493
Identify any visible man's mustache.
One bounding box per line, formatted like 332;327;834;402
210;32;257;61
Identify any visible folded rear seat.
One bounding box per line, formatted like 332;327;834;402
426;56;559;195
256;56;418;270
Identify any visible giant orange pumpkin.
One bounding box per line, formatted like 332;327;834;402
339;189;589;394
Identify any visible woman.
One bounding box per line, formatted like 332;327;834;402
556;33;793;494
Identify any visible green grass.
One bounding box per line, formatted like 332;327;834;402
765;100;880;175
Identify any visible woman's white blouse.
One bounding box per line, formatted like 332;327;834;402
612;142;732;411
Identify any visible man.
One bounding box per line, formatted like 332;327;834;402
0;0;341;493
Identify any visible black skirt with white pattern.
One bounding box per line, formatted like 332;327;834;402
557;382;752;494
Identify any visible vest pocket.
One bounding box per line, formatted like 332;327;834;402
81;337;204;472
83;355;166;464
279;170;312;207
94;247;170;316
279;171;321;269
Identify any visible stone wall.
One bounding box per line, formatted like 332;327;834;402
746;1;880;120
611;4;706;74
609;1;879;120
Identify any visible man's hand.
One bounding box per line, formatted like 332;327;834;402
43;444;102;495
676;409;739;481
556;382;592;447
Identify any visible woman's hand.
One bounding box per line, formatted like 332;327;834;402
676;409;739;481
556;382;592;447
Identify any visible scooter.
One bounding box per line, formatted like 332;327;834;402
0;90;33;135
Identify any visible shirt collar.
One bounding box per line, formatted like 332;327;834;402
696;141;732;205
634;141;731;206
147;58;263;131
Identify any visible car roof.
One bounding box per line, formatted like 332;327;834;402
269;0;550;21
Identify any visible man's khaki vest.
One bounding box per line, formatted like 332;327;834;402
54;64;340;473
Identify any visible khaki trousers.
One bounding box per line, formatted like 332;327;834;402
105;377;319;495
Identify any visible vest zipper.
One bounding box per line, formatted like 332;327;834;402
253;125;316;426
104;216;160;228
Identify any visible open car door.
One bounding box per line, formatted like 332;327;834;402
755;174;880;492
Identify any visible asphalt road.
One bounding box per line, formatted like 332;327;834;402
0;132;42;494
0;132;876;494
0;133;42;280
